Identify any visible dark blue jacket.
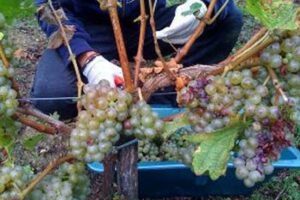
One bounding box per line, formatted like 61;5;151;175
35;0;232;65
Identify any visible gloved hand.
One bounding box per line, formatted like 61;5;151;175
156;0;207;45
83;55;123;87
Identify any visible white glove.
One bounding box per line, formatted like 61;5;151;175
83;55;123;87
156;0;207;45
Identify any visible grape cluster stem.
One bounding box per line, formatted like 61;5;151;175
266;66;289;102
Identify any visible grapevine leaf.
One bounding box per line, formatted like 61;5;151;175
48;25;75;49
181;10;194;16
163;114;190;139
0;32;4;41
48;30;63;49
55;8;68;21
49;111;60;120
185;121;250;143
181;2;203;16
186;122;250;180
38;4;58;25
245;0;298;30
64;25;76;43
0;133;13;147
4;143;15;164
23;134;45;151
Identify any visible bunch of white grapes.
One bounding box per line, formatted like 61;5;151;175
70;80;133;162
178;69;277;134
0;165;33;199
28;162;90;200
124;100;165;139
138;139;160;161
234;126;275;188
160;129;195;165
233;32;300;188
160;141;178;161
0;62;18;117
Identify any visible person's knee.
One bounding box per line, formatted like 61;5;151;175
31;84;77;120
31;49;78;120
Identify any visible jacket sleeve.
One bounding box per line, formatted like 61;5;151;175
35;0;94;66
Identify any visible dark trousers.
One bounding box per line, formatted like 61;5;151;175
31;2;243;120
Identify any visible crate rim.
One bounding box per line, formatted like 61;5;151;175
87;147;300;173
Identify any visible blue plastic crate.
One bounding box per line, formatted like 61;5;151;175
87;105;300;197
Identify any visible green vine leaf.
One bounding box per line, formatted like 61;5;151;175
185;122;250;180
181;2;203;16
23;134;45;151
163;113;190;139
0;132;13;147
0;131;14;165
245;0;298;30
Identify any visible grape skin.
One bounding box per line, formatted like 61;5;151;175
70;81;133;162
125;100;165;140
0;165;33;199
176;32;299;188
27;162;90;200
0;63;18;117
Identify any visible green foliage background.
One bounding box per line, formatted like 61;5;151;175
0;0;35;23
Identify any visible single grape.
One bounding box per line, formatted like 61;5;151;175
287;60;300;73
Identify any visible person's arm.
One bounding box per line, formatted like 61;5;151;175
156;0;232;45
35;0;124;86
35;0;94;66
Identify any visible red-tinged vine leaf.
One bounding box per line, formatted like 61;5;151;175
64;25;76;43
38;4;68;25
185;122;250;180
56;8;68;21
48;30;64;49
163;114;190;139
176;76;190;91
48;25;75;49
38;4;58;25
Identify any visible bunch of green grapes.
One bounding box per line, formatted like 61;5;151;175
70;80;133;162
28;162;90;200
232;32;300;188
160;141;178;161
178;69;273;133
1;40;14;60
138;140;160;161
177;38;298;187
124;100;165;140
160;129;195;165
0;62;18;117
261;35;300;96
259;32;300;123
0;165;33;199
